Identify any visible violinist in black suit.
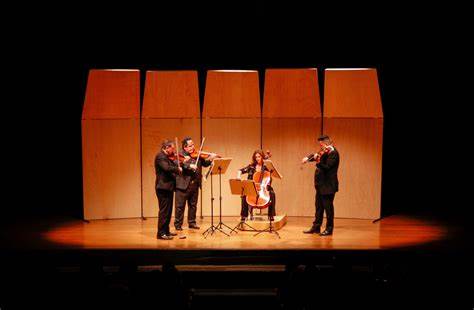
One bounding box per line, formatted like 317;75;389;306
302;135;340;236
174;137;216;231
237;150;276;222
155;140;183;240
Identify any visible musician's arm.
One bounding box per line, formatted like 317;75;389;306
237;165;251;178
316;152;338;170
201;157;212;168
157;157;180;174
302;153;316;163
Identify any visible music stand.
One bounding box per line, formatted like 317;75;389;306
254;160;282;238
202;158;233;238
229;179;259;233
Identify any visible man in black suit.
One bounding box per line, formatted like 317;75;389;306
174;137;216;230
302;135;340;236
155;140;182;240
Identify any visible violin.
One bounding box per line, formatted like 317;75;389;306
167;152;187;163
167;138;186;172
189;150;221;160
314;145;334;163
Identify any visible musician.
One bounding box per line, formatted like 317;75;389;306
302;135;339;236
155;140;182;240
174;137;216;231
237;150;276;222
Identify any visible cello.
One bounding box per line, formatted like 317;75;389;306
246;150;272;209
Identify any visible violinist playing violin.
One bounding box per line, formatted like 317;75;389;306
302;135;339;236
174;137;218;231
155;140;183;240
237;150;276;223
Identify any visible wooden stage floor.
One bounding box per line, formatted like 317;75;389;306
1;213;470;267
0;214;471;309
2;215;449;251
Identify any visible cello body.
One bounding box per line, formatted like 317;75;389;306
246;170;271;209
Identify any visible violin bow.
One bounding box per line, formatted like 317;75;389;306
195;136;206;163
175;137;180;171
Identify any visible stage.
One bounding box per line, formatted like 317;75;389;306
46;215;448;249
1;215;471;309
0;214;458;266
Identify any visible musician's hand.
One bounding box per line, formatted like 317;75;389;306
190;164;198;171
208;153;217;161
236;170;242;179
178;167;183;174
184;156;191;163
302;157;309;164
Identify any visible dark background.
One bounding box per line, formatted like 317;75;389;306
3;11;467;224
1;9;472;309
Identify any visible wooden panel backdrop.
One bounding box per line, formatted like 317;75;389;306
324;68;383;219
262;69;321;216
201;70;261;216
82;69;141;220
141;71;200;218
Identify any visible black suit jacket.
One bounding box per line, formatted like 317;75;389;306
155;151;180;192
175;151;212;191
308;148;340;195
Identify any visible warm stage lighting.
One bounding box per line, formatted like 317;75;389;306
212;70;258;72
42;215;448;250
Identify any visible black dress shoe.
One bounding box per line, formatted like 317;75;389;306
175;227;183;231
320;230;333;236
188;224;200;229
157;234;173;240
168;232;178;236
304;227;321;234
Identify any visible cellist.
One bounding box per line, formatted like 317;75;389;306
236;150;276;222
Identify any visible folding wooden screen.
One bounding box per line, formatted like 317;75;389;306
323;68;383;219
82;69;141;220
262;69;322;216
141;71;200;218
201;70;261;216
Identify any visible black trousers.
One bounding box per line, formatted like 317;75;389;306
174;181;199;228
241;188;276;218
156;189;174;236
313;192;335;232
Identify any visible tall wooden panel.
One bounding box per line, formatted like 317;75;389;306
324;68;383;219
142;71;200;218
82;69;141;220
201;70;261;216
262;69;322;216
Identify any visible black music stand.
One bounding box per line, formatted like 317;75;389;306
254;160;282;238
229;179;259;233
202;158;232;238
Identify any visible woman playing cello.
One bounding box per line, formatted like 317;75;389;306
237;150;276;222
